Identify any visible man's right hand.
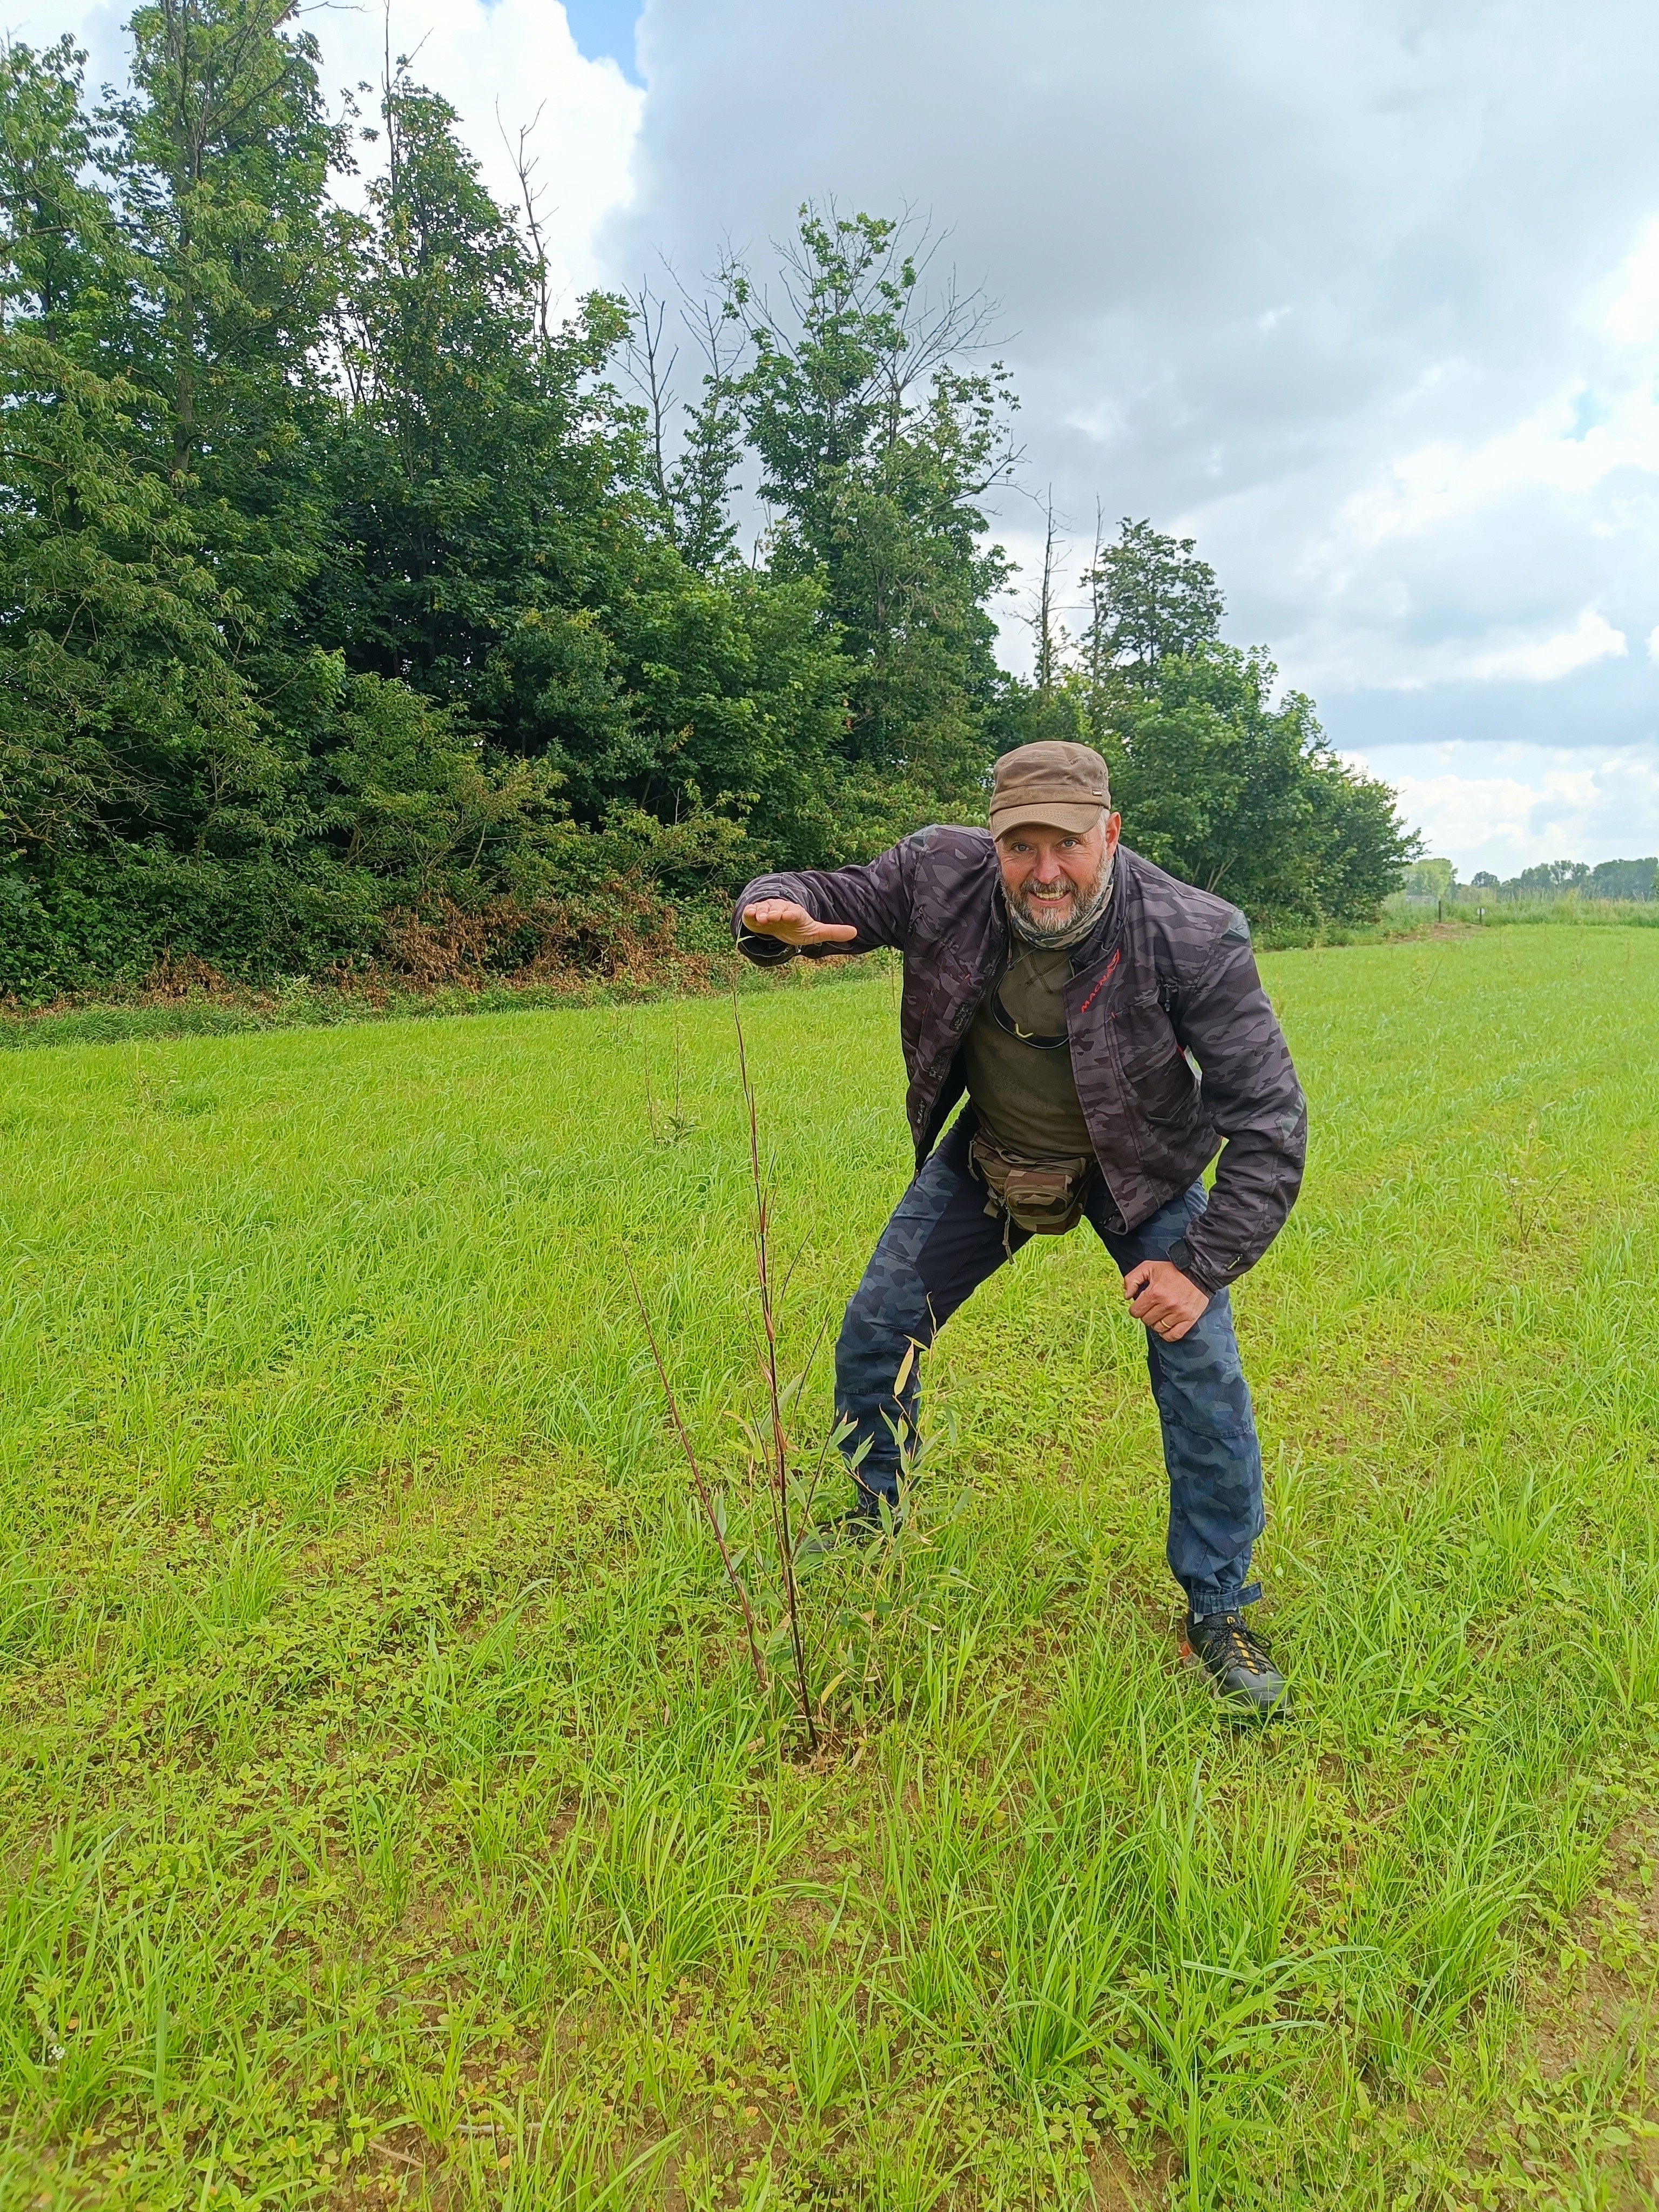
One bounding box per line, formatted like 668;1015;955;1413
740;898;858;948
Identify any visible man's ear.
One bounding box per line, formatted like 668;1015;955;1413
1105;811;1123;852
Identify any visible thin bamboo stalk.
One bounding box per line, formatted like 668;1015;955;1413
624;1252;769;1697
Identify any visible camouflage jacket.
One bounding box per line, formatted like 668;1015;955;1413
733;832;1306;1292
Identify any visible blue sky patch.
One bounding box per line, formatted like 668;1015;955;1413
559;0;643;82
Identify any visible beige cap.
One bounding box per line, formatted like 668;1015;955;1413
988;741;1113;838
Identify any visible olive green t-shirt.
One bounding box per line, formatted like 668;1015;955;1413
961;944;1093;1163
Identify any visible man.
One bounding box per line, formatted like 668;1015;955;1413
734;740;1305;1716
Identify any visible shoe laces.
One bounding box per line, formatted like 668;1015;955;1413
1202;1611;1273;1674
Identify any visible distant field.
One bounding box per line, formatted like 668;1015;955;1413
3;926;1658;2210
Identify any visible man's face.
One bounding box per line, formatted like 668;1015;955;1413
996;813;1121;936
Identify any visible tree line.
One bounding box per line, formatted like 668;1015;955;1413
1403;857;1657;903
0;0;1417;1000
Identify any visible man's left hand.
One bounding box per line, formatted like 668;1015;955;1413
1123;1260;1210;1343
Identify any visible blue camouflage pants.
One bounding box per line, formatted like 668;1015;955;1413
834;1114;1266;1616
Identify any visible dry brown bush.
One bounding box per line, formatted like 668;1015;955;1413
141;950;233;1000
377;884;696;990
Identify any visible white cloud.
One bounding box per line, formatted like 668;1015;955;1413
1393;771;1557;861
1286;606;1632;694
1373;745;1659;873
10;0;644;302
327;0;643;300
1604;212;1659;347
1343;379;1659;549
1462;609;1628;683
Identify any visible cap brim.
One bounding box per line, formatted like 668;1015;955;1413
988;800;1105;838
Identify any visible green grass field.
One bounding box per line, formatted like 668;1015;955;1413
4;926;1658;2210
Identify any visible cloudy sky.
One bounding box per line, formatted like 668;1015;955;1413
17;0;1659;874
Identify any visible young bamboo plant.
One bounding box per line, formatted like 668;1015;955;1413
628;994;856;1755
624;1254;769;1698
730;990;819;1752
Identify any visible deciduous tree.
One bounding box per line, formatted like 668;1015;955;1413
724;205;1019;819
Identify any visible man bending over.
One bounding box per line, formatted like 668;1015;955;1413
733;740;1306;1718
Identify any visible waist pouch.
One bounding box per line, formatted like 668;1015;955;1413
969;1134;1094;1240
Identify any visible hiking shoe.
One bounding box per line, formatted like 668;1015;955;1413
1180;1611;1288;1719
795;1505;900;1562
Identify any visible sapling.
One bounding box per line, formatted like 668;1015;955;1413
625;1254;768;1697
628;995;832;1751
731;989;819;1752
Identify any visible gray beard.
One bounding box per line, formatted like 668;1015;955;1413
1006;851;1116;950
